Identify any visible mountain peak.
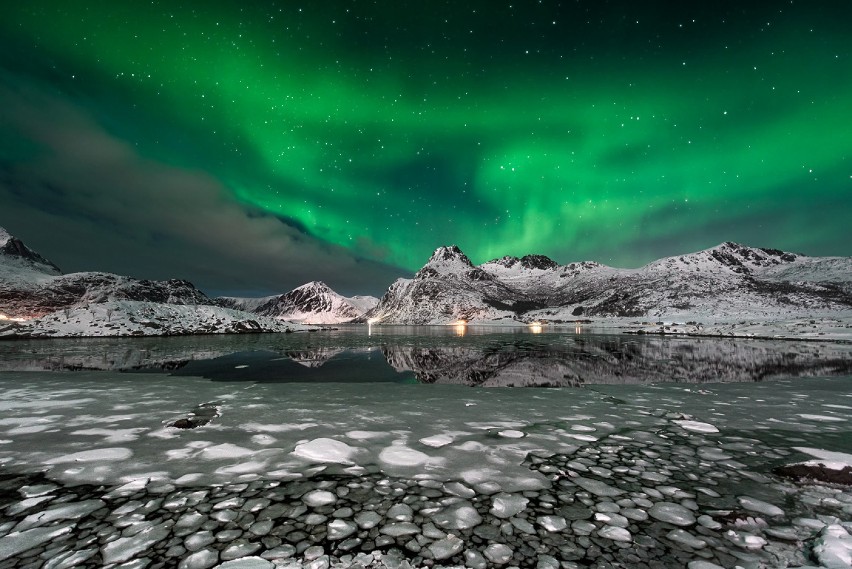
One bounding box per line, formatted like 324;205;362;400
483;254;558;272
297;280;332;292
428;245;472;264
706;241;799;265
0;227;62;274
415;245;478;279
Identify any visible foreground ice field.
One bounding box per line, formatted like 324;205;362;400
0;372;850;568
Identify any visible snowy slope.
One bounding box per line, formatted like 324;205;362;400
366;243;852;324
218;281;379;324
215;294;279;313
0;227;209;319
0;300;314;338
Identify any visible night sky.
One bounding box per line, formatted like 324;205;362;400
1;1;849;296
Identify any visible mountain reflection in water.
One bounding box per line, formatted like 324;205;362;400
2;328;850;385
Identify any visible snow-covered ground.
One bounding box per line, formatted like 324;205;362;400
0;372;850;568
0;300;318;338
543;314;852;342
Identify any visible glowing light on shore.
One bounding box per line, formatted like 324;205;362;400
0;313;29;322
451;319;467;336
528;321;543;334
367;317;381;325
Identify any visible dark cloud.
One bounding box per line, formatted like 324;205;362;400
0;77;409;297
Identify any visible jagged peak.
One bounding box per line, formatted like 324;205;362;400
483;254;558;271
645;241;802;274
293;280;333;293
427;245;473;265
0;226;62;274
519;254;558;270
416;245;475;278
703;241;800;263
487;255;521;268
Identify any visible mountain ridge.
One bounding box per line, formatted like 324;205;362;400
364;242;852;324
215;280;378;324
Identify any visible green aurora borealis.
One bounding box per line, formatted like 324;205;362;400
1;1;850;292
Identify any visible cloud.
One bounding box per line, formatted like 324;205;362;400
0;76;409;296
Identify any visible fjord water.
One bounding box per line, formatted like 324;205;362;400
1;325;851;384
1;327;851;568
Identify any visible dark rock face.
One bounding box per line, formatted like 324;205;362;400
773;463;852;486
520;254;558;270
0;236;61;273
169;402;221;429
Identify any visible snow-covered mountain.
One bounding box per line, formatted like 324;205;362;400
0;227;208;320
217;281;378;324
0;227;318;337
0;226;61;275
365;243;852;324
0;300;314;339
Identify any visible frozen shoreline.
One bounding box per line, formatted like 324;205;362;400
0;372;850;567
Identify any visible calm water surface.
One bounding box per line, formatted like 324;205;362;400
1;325;850;385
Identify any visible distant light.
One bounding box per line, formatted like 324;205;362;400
0;313;28;322
367;317;381;325
528;321;543;334
452;320;467;337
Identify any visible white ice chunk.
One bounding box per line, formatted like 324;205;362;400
292;438;356;464
667;529;706;549
497;430;525;438
598;526;632;542
724;530;767;550
797;414;845;422
673;420;719;434
687;562;725;569
428;534;464;560
327;519;357;540
19;484;57;498
813;524;852;569
179;548;219;569
201;444;256;460
45;447;132;464
419;434;454;448
345;430;388;440
354;511;382;529
0;525;73;562
537;516;567;532
213;558;274;569
490;493;529;519
301;490;337;507
483;543;514;564
15;499;105;531
379;522;421;536
648;502;696;526
101;521;172;564
572;476;624;497
793;447;852;468
433;502;483;530
379;444;431;466
6;496;52;516
737;496;784;517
